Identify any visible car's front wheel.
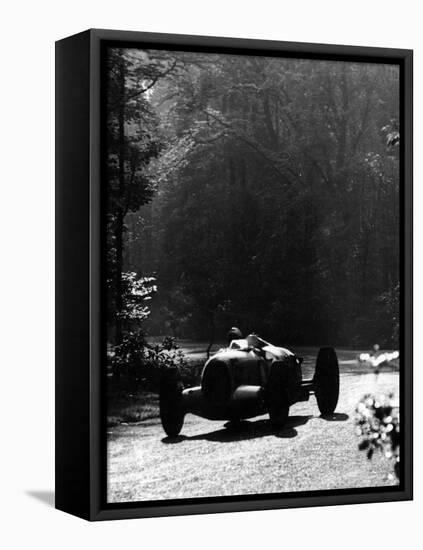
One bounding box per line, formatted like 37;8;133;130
159;367;185;437
313;347;339;416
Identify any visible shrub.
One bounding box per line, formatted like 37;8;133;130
355;393;400;480
108;272;196;391
110;331;194;391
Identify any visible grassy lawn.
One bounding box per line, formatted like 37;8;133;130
107;370;400;502
107;391;160;427
106;358;202;427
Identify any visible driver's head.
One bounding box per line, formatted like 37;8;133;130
246;333;260;349
227;327;243;344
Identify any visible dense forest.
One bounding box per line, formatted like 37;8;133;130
105;47;400;357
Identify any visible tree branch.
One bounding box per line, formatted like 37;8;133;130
110;60;178;110
202;109;301;185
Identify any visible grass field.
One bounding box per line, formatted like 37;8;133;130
107;391;160;427
107;368;399;502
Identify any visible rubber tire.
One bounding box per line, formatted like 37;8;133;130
265;362;290;428
314;347;339;416
159;368;185;437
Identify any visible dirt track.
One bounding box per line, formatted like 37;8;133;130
107;366;399;503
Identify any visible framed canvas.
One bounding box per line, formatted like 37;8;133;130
55;29;413;521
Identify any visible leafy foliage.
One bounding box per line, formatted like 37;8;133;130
105;49;167;343
355;393;400;479
107;272;191;389
107;48;400;350
118;272;156;324
377;283;400;344
110;332;192;390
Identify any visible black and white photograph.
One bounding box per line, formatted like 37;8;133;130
1;0;420;542
104;44;403;504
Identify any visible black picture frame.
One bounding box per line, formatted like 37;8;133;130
55;28;413;521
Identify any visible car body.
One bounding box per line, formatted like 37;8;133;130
160;335;339;437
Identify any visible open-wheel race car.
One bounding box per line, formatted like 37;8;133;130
159;331;339;437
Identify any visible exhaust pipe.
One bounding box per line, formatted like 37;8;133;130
182;384;265;420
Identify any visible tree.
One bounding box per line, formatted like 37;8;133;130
105;48;172;344
111;49;400;348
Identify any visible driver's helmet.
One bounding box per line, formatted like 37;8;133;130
227;327;243;344
246;333;261;349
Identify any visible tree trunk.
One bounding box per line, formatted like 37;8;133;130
115;55;126;346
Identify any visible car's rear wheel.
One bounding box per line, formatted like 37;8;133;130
265;362;290;428
314;347;339;416
159;367;185;437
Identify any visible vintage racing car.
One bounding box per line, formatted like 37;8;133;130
159;332;339;437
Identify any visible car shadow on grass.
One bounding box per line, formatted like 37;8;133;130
162;415;315;444
319;412;349;422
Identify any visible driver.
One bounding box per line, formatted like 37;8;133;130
227;329;266;355
227;326;243;345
